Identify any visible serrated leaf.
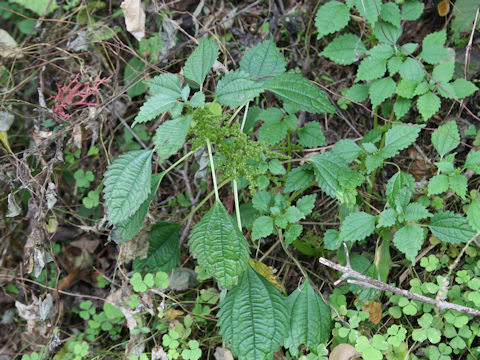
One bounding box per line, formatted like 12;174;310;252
449;174;467;200
399;58;425;82
465;150;480;173
311;152;351;198
188;201;250;288
381;2;401;27
183;37;219;87
354;0;380;25
393;225;424;263
252;216;274;241
373;21;401;44
142;221;180;273
339;211;376;242
133;93;179;126
266;73;335;114
321;33;367;65
451;78;478;99
401;0;424;20
420;45;451;64
104;150;152;224
428;174;449;196
414;81;429;96
331;139;362;163
324;229;342;250
146;73;183;96
432;120;459;158
369;77;396;107
396;79;418;99
429;211;476;244
10;0;58;16
218;266;288;360
297;122;326;147
386;171;415;208
285;206;305;223
393;97;411;119
417;91;440;121
216;70;265;108
379;123;422;159
284;281;332;356
345;84;369;102
377;209;397;228
239;37;286;80
356;56;387;82
465;199;480;232
284;165;314;193
422;29;447;48
258;108;290;145
315;1;350;39
404;203;432;222
365;154;385;173
296;194;316;216
388;56;403;75
153;115;192;162
252;190;272;213
285;224;303;246
112;173;164;242
189;91;205;108
432;60;455;83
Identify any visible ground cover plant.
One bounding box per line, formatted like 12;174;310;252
0;0;480;359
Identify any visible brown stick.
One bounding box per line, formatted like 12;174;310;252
318;256;480;317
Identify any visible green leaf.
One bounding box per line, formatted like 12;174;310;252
285;224;303;246
252;190;272;213
393;97;411;119
465;199;480;232
420;45;452;64
297;122;326;147
188;201;250;288
465;150;480;173
388;56;403;75
284;165;314;193
386;171;415;208
377;209;397;228
393;225;424;263
296;194;316;216
216;70;265;108
258;108;290;145
142;222;180;273
356;56;387;82
339;211;376;243
429;211;476;244
354;0;380;25
428;174;449;196
10;0;58;15
268;159;286;175
331;139;362;163
146;73;183;97
381;2;401;27
449;174;467;200
380;124;422;159
345;84;369;102
133;94;179;126
315;1;350;39
189;92;205;108
414;81;429;96
396;79;418;99
239;37;286;80
422;29;447;48
321;33;367;65
124;57;147;98
153;115;192;162
218;266;288;360
266;73;335;114
284;281;332;355
103;150;152;224
432;60;455;83
373;21;402;44
451;0;479;35
369;77;396;107
252;216;274;241
183;37;219;87
404;203;432;222
432;120;460;158
311;152;353;198
401;0;424;20
451;79;478;99
285;206;305;223
436;82;457;99
112;173;164;242
399;58;425;81
417;92;441;121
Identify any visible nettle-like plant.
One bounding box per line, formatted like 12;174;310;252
103;37;334;359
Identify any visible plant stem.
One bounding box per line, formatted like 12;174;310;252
233;180;242;230
277;227;308;279
206;139;219;202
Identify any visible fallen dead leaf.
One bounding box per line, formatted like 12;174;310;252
0;29;23;58
69;238;100;253
214;346;234;360
362;301;382;324
329;343;360;360
166;308;184;321
120;0;145;41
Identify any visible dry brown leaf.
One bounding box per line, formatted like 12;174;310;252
120;0;145;41
69;238;100;253
166;308;184;321
249;259;284;291
329;343;360;360
0;29;23;58
362;301;382;324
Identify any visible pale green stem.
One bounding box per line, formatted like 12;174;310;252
206;139;219;202
233;179;242;230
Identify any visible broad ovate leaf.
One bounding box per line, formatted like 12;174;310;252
142;221;180;273
339;211;376;243
429;211;476;244
216;70;265;108
321;33;367;65
217;265;288;360
103;150;152;224
183;37;219;88
393;225;424;263
266;72;335;114
284;281;332;356
153;115;192;162
188;201;249;288
315;1;350;39
431;120;460;158
239;37;286;81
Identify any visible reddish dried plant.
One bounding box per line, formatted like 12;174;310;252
50;73;110;120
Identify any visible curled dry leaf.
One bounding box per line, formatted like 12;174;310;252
0;29;23;58
329;343;360;360
362;301;382;324
120;0;145;41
